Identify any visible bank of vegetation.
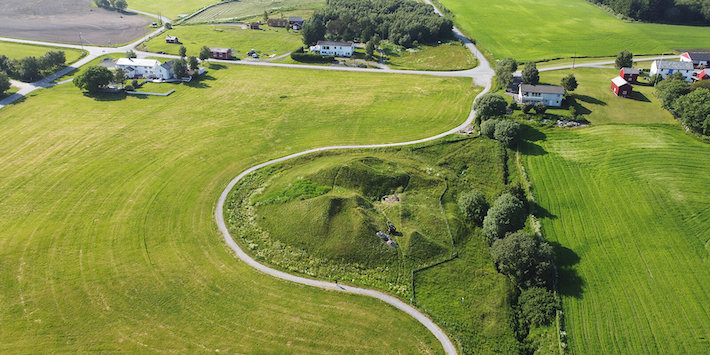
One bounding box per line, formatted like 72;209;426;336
587;0;710;23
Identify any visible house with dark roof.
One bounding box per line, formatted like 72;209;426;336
288;17;304;26
620;67;640;83
518;84;565;107
650;60;693;82
309;40;354;57
680;52;710;67
268;18;288;27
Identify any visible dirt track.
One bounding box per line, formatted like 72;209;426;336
0;0;152;46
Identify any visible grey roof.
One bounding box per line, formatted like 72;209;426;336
316;40;353;47
621;67;640;74
209;47;231;53
654;60;693;70
161;60;174;71
686;52;710;61
520;84;565;95
289;16;303;21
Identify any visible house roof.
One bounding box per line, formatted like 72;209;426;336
611;76;630;87
316;40;353;47
520;84;565;95
116;58;161;67
654;60;693;70
289;16;303;21
166;35;178;40
699;70;709;79
160;60;174;72
621;67;639;74
209;47;231;53
684;52;710;62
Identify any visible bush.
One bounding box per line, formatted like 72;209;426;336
482;193;526;243
519;287;560;327
502;183;526;205
480;119;498;138
493;119;521;147
123;84;134;91
491;231;555;288
521;103;533;114
508;102;519;111
533;102;547;115
457;190;489;226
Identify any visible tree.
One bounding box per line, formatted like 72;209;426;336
672;88;710;135
199;46;211;61
172;58;188;78
495;57;517;90
178;45;187;58
74;65;114;93
126;50;137;58
365;40;375;60
371;33;381;47
458;190;490;226
521;62;539;85
94;0;110;8
494;119;521;147
0;72;11;96
263;10;269;22
491;231;555;288
691;79;710;91
497;71;514;91
561;74;578;92
649;73;663;86
533;102;547;115
569;105;578;119
473;94;508;121
113;68;126;87
188;56;199;71
480;119;497;138
40;51;66;70
165;23;172;29
17;56;40;82
518;287;560;327
521;102;533;114
615;50;633;69
114;0;128;11
482;193;527;243
656;79;690;109
301;15;326;46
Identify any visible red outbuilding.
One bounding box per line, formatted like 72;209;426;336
620;67;639;83
165;35;179;44
611;76;633;98
698;70;709;80
209;47;232;59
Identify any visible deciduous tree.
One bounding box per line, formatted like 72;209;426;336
615;50;633;69
482;193;526;243
561;74;578;92
491;231;555;288
74;65;114;93
474;94;507;121
199;46;211;61
458;190;489;226
521;62;539;85
518;287;560;327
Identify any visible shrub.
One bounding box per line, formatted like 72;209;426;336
521;102;533;114
508;102;519;111
480;119;498;138
493;119;521;147
491;231;555;288
457;190;489;226
482;193;526;243
519;287;560;327
533;102;547;114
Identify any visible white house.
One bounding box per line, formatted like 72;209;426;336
115;58;173;80
650;60;693;82
518;84;565;107
680;52;710;67
309;40;354;57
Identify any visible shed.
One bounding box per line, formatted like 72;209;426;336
165;35;179;44
249;22;260;30
620;67;639;83
698;70;709;81
611;76;632;98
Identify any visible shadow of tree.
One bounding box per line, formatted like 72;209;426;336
550;242;584;299
208;63;227;70
565;95;592;115
575;94;607;106
531;200;557;219
630;90;651;102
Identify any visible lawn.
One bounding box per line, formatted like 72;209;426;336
522;125;710;354
383;41;478;71
437;0;710;62
140;25;303;59
0;41;85;63
185;0;325;24
0;64;476;352
128;0;217;19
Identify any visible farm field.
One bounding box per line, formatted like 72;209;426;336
140;25;303;59
128;0;217;19
523;125;710;354
437;0;710;62
0;42;86;63
383;41;478;71
0;64;476;352
185;0;326;24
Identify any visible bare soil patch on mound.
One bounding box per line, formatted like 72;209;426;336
0;0;152;45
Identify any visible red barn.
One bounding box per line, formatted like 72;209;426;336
165;35;179;43
209;47;232;59
611;76;633;98
698;70;709;80
620;67;639;83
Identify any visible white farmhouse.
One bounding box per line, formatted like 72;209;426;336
309;40;354;57
650;60;693;82
116;58;173;80
518;84;565;107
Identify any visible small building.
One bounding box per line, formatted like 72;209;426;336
680;52;710;67
309;40;354;57
611;76;633;98
116;58;172;80
518;84;565;107
650;60;693;82
249;22;260;30
209;47;232;59
268;18;288;27
165;35;179;44
697;69;709;81
291;23;302;31
620;67;639;83
288;16;304;26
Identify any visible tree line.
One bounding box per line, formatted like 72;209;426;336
655;74;710;136
301;0;453;48
94;0;128;11
0;51;66;83
587;0;710;23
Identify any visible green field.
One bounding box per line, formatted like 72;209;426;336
185;0;325;24
523;125;710;353
0;41;85;63
437;0;710;62
384;41;478;71
141;25;303;59
128;0;217;19
0;64;476;352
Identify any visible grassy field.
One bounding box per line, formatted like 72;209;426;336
128;0;217;19
523;125;710;354
0;64;476;352
383;41;478;71
185;0;325;24
140;25;303;59
0;41;85;63
226;137;533;353
437;0;710;62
